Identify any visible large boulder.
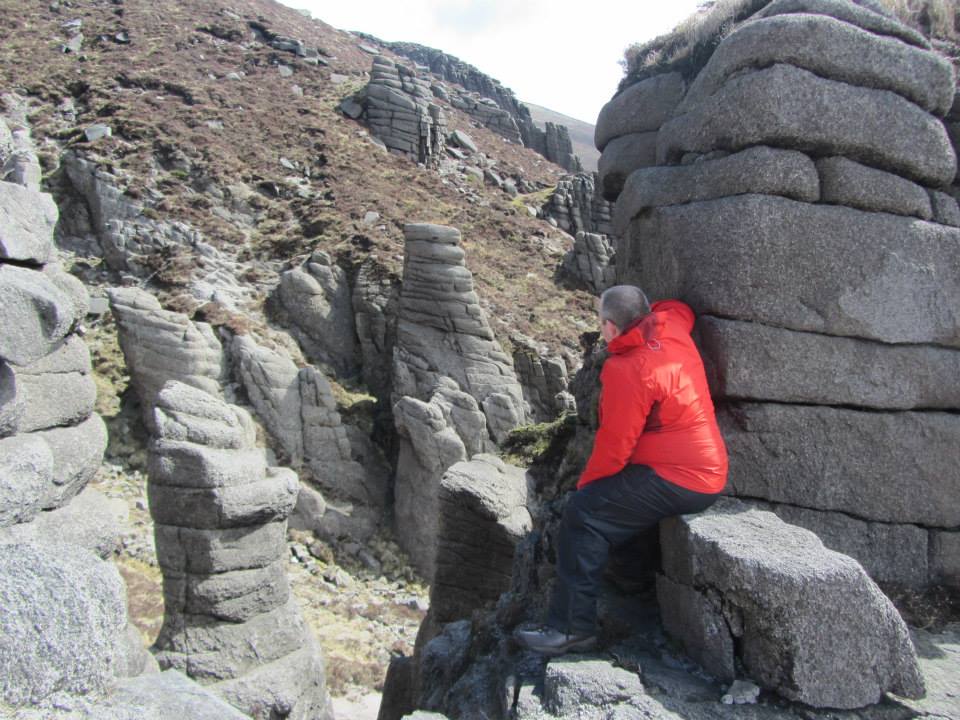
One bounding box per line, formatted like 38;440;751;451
676;13;953;118
0;180;57;264
658;64;956;186
719;403;960;527
0;264;80;366
755;0;930;48
594;72;685;151
618;195;960;347
431;455;531;625
147;381;332;719
697;315;960;409
659;501;924;708
0;543;128;706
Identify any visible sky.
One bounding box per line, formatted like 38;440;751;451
284;0;705;124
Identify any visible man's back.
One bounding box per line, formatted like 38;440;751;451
579;299;728;493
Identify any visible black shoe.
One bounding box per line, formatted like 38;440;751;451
513;625;597;657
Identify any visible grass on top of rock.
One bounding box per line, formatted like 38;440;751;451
501;412;577;468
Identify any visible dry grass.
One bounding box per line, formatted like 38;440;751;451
622;0;960;84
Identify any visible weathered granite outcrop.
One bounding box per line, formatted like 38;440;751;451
544;173;613;238
511;335;572;422
561;232;616;296
351;256;399;402
603;0;957;619
110;286;227;417
391;223;527;579
230;335;387;541
431;455;532;627
373;41;583;171
274;250;358;378
658;501;924;708
359;57;447;167
148;381;332;719
393;223;526;443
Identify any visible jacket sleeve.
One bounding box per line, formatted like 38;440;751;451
578;358;657;488
650;299;694;334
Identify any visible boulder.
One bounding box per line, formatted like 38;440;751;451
755;0;931;48
275;251;358;377
33;412;108;509
816;155;932;219
658;64;956;186
542;657;646;716
0;264;79;366
594;72;685;151
697;315;960;409
511;335;569;422
148;381;332;718
613;146;819;236
597;131;657;201
448;130;477;153
619;195;960;347
770;503;929;587
677;14;953;118
720;402;960;527
393;393;469;580
543;173;613;237
109;287;226;414
83;669;251;719
0;486;127;559
659;501;925;708
0;434;52;527
431;455;531;624
0;543;128;706
0;181;57;264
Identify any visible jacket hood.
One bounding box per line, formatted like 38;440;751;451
608;312;663;355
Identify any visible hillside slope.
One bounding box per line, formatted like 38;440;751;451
525;101;601;172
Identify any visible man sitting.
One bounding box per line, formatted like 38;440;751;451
516;285;728;655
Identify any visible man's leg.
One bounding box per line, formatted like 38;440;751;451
547;465;717;636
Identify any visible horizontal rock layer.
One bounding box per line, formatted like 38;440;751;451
619;194;960;347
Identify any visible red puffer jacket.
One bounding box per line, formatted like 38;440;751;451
578;300;728;494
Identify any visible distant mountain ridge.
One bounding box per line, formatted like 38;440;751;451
524;101;600;173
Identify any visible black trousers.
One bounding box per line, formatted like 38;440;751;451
547;464;719;635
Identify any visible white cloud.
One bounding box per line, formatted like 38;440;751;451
288;0;703;123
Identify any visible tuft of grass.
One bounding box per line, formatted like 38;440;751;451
501;412;577;468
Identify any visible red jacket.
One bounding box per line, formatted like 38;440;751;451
578;300;728;494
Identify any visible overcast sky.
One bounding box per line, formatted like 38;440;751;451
284;0;704;124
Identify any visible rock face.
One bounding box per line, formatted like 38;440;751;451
511;335;571;422
0;126;106;527
391;223;526;580
148;381;332;720
376;41;583;171
605;0;960;592
0;542;129;706
110;286;227;417
274;250;359;377
542;173;616;294
361;56;447;167
230;335;387;540
658;501;925;708
431;455;532;626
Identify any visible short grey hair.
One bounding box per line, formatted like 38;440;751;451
599;285;651;331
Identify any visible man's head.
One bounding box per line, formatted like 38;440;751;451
598;285;651;342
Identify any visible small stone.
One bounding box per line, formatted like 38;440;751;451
277;64;293;78
362;211;380;225
722;679;761;705
84;124;112;142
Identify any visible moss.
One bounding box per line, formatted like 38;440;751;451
502;412;577;468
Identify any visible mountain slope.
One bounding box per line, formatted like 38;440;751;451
524;101;600;172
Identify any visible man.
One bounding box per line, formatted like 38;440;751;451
515;285;728;656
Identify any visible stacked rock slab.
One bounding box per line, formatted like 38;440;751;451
392;223;527;579
604;0;960;590
230;335;387;541
148;381;332;720
544;173;615;294
449;92;523;145
511;335;572;422
364;56;447;167
658;501;924;708
1;120;106;526
274;250;359;378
